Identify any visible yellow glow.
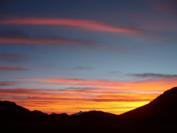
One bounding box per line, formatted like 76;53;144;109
0;77;177;114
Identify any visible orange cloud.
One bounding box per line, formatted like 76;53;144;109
0;18;138;33
0;77;177;114
25;77;177;91
0;88;153;114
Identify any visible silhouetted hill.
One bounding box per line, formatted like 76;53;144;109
1;87;177;133
122;87;177;119
120;87;177;132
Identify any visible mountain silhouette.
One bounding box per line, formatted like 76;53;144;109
1;87;177;133
122;87;177;119
120;87;177;132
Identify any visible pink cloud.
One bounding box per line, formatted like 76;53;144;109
0;37;95;46
0;18;138;33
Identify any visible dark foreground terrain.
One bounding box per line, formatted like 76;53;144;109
1;87;177;133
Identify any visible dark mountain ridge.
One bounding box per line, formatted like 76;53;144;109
1;87;177;133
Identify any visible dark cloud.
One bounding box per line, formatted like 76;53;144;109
0;29;100;48
71;66;94;70
0;29;113;50
130;73;177;79
0;88;41;93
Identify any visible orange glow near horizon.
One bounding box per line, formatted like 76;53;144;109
0;77;177;114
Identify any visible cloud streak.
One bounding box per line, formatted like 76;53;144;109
0;81;17;86
71;66;94;70
0;65;27;71
131;73;177;79
23;76;177;93
27;77;126;88
0;18;138;33
0;36;97;47
0;87;153;114
1;76;177;114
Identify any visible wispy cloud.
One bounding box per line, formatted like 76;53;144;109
130;73;177;80
0;35;125;52
0;28;97;46
0;87;153;114
0;65;27;71
0;81;17;86
0;88;150;102
0;36;97;47
1;76;177;114
23;76;177;93
0;18;139;33
26;77;126;88
71;66;94;70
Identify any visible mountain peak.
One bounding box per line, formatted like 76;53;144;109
151;86;177;105
162;87;177;96
0;101;29;112
121;86;177;120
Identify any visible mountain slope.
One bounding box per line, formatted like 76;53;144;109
1;87;177;133
120;87;177;132
121;87;177;119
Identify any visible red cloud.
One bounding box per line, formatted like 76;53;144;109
0;18;138;33
0;37;96;47
0;81;17;86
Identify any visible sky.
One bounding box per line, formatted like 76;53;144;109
0;0;177;114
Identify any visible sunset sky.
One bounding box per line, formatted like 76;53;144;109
0;0;177;114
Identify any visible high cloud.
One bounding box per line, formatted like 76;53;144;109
0;18;138;33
